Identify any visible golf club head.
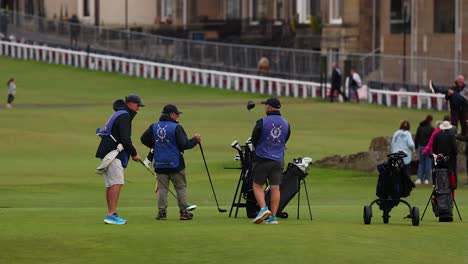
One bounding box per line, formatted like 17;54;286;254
302;157;313;166
186;204;197;211
218;207;227;213
247;100;255;111
231;140;242;152
245;137;254;152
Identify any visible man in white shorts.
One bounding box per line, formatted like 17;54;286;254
96;95;143;224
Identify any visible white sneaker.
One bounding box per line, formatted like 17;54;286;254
429;80;435;93
6;103;11;109
415;179;421;184
424;180;429;184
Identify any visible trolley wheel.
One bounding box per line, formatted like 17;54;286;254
411;207;420;226
363;205;372;225
277;212;288;218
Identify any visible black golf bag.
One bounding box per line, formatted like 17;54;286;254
243;168;259;218
363;151;419;226
229;139;312;219
238;145;260;218
431;155;455;222
265;162;308;217
375;153;415;209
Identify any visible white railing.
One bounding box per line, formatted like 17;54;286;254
367;89;447;111
0;40;325;99
0;40;447;111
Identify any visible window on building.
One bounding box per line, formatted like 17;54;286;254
329;0;343;24
250;0;266;23
25;0;34;15
83;0;90;17
162;0;173;19
275;0;283;21
226;0;240;19
390;0;411;34
434;0;454;33
296;0;320;24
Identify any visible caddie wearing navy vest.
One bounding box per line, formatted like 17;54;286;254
251;97;290;224
140;104;201;221
95;94;144;225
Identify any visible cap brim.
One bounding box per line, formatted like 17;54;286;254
138;103;145;107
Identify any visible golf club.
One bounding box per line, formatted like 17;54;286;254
199;143;227;213
138;160;197;211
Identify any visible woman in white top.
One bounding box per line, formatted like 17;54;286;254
391;120;415;175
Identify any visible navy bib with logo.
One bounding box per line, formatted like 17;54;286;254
152;121;180;169
255;115;289;161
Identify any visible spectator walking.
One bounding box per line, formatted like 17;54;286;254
140;104;201;221
391;120;415;176
414;115;434;184
251;97;290;224
329;63;347;102
6;78;15;108
429;75;468;140
95;94;144;225
347;68;362;102
69;14;80;48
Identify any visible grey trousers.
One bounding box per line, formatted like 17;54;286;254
156;169;188;212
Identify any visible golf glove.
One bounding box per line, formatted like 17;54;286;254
143;158;152;168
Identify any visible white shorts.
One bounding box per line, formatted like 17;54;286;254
103;159;125;187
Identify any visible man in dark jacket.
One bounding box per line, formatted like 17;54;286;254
69;14;80;48
140;104;201;221
430;75;468;140
329;63;347;102
251;97;290;224
96;94;144;225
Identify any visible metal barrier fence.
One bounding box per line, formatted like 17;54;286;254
1;9;467;90
0;40;448;111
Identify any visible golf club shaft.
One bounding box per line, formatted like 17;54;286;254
138;160;192;209
199;143;226;212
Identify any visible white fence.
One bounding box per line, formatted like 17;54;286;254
0;40;447;111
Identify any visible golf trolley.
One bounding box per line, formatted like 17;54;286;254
228;138;313;220
363;151;420;226
420;154;462;222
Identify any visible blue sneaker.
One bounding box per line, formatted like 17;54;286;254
265;215;278;224
104;213;127;225
253;206;271;224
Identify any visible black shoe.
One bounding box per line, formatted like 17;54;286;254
179;211;193;220
156;210;167;220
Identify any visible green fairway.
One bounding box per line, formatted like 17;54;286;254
0;56;467;264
